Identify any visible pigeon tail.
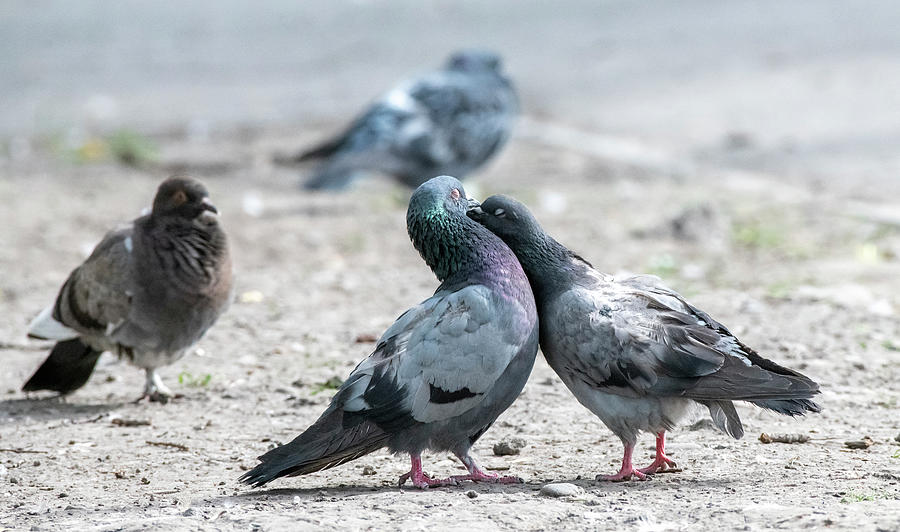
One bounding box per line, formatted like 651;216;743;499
273;138;344;167
240;408;388;487
294;136;345;163
27;305;79;341
731;368;821;416
23;338;102;395
751;397;821;416
702;400;745;439
302;161;358;191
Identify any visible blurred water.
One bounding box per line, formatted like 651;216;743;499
2;0;899;188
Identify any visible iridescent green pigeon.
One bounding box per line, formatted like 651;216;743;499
241;176;538;489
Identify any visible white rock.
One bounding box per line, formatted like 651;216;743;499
540;482;584;498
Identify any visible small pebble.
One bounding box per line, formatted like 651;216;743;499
466;490;478;499
540;483;584;498
844;437;874;449
361;465;376;475
493;437;527;456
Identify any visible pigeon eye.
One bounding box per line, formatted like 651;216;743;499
450;188;461;200
494;208;506;217
171;190;188;207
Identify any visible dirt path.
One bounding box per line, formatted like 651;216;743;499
1;132;899;531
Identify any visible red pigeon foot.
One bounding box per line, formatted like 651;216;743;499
638;432;678;475
398;454;458;489
598;443;648;481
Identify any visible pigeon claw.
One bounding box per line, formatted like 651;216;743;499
133;391;178;404
638;454;678;475
597;468;648;482
398;470;458;489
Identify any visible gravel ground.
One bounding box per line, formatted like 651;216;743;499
1;128;898;531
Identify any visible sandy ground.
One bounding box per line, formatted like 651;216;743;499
0;127;898;531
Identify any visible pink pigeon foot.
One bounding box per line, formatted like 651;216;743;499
597;443;648;482
637;455;677;475
451;454;523;485
638;432;679;475
598;466;647;482
398;454;458;489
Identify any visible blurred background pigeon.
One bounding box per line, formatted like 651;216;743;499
24;176;233;402
277;50;518;190
470;195;820;481
240;176;537;489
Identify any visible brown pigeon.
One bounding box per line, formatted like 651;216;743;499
25;176;233;402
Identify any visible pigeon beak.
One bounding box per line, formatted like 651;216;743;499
466;198;484;220
201;197;219;215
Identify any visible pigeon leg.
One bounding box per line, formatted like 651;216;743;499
598;443;647;481
448;453;523;485
638;432;678;475
397;454;458;489
135;369;174;403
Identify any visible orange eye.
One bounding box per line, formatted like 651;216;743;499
450;188;460;200
172;190;188;206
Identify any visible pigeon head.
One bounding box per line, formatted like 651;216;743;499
445;50;503;74
152;176;219;221
408;175;471;219
467;194;545;249
407;175;501;282
467;194;576;297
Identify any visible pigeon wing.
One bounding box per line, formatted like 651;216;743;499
402;71;517;168
332;284;530;432
551;274;819;403
30;226;134;342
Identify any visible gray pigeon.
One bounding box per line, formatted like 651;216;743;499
240;176;538;489
25;176;233;402
469;195;820;481
282;50;518;190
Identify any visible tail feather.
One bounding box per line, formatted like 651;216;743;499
274;137;345;167
27;305;79;341
296;137;345;162
684;353;822;406
302;163;357;191
703;400;744;439
239;408;388;488
751;397;822;416
23;338;102;395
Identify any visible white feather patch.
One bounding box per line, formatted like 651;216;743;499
384;86;418;113
27;305;79;340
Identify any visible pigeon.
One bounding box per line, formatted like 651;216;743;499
24;176;233;402
281;50;518;190
240;176;538;489
469;195;821;481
